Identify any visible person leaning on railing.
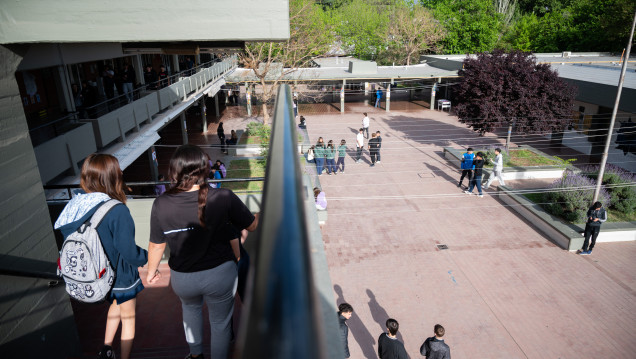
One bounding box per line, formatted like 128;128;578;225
146;144;258;359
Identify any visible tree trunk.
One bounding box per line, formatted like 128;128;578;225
262;103;270;124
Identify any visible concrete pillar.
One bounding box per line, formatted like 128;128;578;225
181;112;188;145
173;54;180;73
148;146;159;181
214;92;220;118
196;54;201;68
386;84;391;112
430;81;437;110
135;55;145;85
246;82;252;117
364;82;369;95
340;79;345;113
0;45;81;358
56;65;74;113
200;97;207;132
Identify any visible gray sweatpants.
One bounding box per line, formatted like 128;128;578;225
170;261;238;358
485;169;505;188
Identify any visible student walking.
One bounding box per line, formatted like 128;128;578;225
336;139;347;173
147;145;258;359
579;201;607;255
465;152;484;197
375;131;382;163
315;137;326;175
338;303;353;358
54;154;148;359
484;148;505;189
362;113;370;139
368;133;380;167
326;140;337;175
375;88;382;108
378;318;408;359
355;128;365;163
420;324;450;359
457;147;474;188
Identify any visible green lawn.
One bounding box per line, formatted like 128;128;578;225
483;149;560;168
522;193;636;223
222;159;266;192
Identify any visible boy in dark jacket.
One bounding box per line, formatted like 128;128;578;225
465;152;484;197
420;324;450;359
579;201;607;255
338;303;353;358
378;318;408;359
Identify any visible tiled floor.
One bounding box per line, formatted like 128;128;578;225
308;109;636;359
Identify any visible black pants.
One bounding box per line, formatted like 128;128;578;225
459;170;472;185
370;151;378;164
583;224;601;251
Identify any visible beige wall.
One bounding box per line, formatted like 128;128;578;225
0;0;290;44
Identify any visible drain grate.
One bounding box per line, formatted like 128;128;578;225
437;244;449;250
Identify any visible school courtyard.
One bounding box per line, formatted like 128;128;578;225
305;107;636;359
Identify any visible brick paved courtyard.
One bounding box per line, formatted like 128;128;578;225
307;108;636;358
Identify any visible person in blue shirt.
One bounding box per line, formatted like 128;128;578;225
375;88;382;108
457;147;474;189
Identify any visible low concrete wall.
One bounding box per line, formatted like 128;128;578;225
444;147;568;181
497;186;636;250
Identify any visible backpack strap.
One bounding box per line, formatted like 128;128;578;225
89;199;122;228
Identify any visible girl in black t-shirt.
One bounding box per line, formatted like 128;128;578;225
146;145;258;359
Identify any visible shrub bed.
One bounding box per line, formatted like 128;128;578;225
542;171;611;223
581;164;636;214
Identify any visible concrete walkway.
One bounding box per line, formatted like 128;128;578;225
307;109;636;358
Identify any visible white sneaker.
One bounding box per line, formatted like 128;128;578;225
377;161;381;164
478;194;484;198
464;190;473;195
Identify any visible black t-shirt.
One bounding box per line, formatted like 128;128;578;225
368;137;380;152
150;188;255;272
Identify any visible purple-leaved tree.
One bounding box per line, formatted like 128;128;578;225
453;50;577;150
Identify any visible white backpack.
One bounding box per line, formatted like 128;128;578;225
58;200;120;303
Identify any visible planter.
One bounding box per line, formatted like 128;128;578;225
444;146;574;181
497;185;636;250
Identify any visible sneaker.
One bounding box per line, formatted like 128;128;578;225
377;161;381;164
334;172;337;175
464;190;473;195
482;185;487;189
328;172;332;175
341;171;344;174
457;183;462;187
579;251;591;255
98;345;116;359
478;194;484;198
370;164;375;167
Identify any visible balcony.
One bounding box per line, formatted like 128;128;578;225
32;56;237;184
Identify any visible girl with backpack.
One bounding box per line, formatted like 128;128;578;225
146;145;258;359
54;154;147;359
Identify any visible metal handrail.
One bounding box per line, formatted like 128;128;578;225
44;177;265;200
236;84;326;358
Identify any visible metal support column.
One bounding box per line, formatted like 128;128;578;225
181;112;188;145
200;97;207;133
430;82;437;109
340;79;345;113
215;92;220;117
148;146;159;182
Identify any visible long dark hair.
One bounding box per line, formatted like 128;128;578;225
167;145;210;227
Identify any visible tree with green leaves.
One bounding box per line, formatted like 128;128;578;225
384;4;444;65
240;0;331;123
327;0;392;61
421;0;503;54
453;50;577;150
